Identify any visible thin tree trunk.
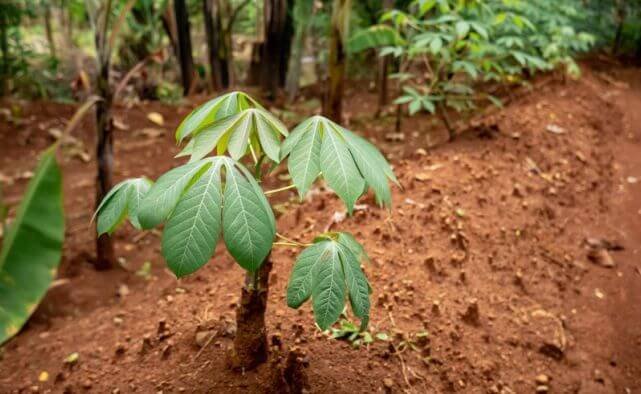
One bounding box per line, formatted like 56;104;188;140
376;0;393;116
261;0;291;99
203;0;230;90
613;0;626;54
376;56;389;116
95;75;115;269
246;42;263;86
285;0;313;102
174;0;195;95
162;4;178;55
229;255;273;371
44;4;57;58
613;20;625;54
91;3;116;270
0;21;8;96
323;0;351;123
437;101;454;140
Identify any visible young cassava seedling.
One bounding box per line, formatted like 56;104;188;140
95;91;397;370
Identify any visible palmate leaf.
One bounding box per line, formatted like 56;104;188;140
222;159;276;272
176;92;288;164
97;156;276;276
0;146;64;344
311;242;345;331
281;115;397;212
95;177;153;234
286;233;371;330
321;126;365;214
161;161;223;277
348;25;405;53
138;160;213;229
175;91;260;142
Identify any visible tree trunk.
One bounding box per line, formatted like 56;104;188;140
229;255;273;371
437;101;454;140
246;42;263;86
261;0;293;99
375;0;393;116
285;0;313;102
613;0;626;54
93;39;115;270
162;4;178;56
613;21;625;54
323;0;351;123
376;56;389;116
174;0;195;95
43;4;57;59
0;20;8;96
203;0;230;91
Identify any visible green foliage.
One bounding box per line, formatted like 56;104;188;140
281;115;398;212
97;156;275;276
97;91;396;333
176;92;289;165
286;232;371;330
349;0;599;121
0;146;64;344
348;25;405;53
119;0;168;66
95;177;153;234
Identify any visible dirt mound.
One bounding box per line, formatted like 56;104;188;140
0;64;640;393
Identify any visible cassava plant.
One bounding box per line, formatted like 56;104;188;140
95;91;397;370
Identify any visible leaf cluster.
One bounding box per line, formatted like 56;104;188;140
96;92;398;332
348;0;599;118
286;232;371;330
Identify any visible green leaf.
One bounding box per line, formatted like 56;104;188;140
337;243;370;327
288;117;322;199
409;99;422;115
0;146;64;344
222;161;275;271
96;181;130;235
287;235;372;331
187;114;244;162
336;232;369;263
161;161;223;277
175;91;255;142
347;25;405;53
282;116;397;210
455;21;470;38
286;242;328;308
280;117;314;160
95;178;153;234
430;36;443;54
311;242;346;330
138;160;212;229
226;111;254;160
339;128;392;207
320;126;365;214
126;178;153;229
185;108;288;163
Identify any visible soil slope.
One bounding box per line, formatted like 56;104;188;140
0;62;640;393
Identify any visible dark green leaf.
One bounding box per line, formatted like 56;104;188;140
138;160;212;229
286;242;328;308
311;242;346;330
222;161;275;271
161;162;223;277
0;147;64;344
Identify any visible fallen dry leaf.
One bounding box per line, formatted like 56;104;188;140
147;112;165;126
